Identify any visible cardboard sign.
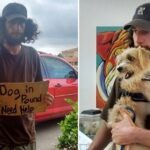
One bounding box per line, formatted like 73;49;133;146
0;81;49;116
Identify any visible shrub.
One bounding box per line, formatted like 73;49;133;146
57;99;78;150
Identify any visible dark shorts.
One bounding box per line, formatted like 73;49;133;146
0;143;36;150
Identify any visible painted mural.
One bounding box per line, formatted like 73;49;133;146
96;27;130;109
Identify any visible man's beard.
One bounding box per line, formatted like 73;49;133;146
5;32;25;46
135;45;150;51
142;46;150;51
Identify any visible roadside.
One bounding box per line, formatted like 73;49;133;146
36;118;64;150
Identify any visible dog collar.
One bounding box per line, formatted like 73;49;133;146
121;90;149;102
125;106;136;123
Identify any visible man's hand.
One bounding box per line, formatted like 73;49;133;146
110;109;136;145
43;92;54;106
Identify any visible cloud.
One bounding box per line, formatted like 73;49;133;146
0;0;78;54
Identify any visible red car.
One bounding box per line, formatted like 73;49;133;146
35;53;78;122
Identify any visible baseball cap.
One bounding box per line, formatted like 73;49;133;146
124;3;150;31
2;3;27;21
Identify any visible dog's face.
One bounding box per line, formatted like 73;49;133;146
116;47;150;81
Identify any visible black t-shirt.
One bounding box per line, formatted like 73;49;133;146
101;78;150;129
0;44;42;145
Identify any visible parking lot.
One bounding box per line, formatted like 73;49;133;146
36;118;64;150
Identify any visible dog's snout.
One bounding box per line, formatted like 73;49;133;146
117;66;123;72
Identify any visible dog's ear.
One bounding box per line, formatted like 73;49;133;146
116;52;122;65
116;55;120;64
138;48;150;69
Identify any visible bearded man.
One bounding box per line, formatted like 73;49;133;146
0;3;53;150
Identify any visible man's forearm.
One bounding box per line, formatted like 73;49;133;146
134;127;150;147
88;119;111;150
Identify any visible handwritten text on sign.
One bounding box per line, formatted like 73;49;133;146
0;81;49;115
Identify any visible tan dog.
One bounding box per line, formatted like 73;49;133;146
108;47;150;150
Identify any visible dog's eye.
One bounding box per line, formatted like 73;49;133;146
127;55;135;61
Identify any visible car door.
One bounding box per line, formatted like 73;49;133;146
40;55;78;115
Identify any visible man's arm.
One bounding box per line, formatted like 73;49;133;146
88;78;120;150
88;119;111;150
134;127;150;147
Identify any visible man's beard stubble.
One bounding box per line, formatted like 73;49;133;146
142;45;150;51
135;45;150;51
5;32;25;46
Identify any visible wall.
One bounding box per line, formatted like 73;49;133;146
79;0;150;112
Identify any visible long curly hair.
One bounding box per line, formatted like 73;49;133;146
0;17;40;44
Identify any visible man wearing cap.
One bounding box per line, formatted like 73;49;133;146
0;2;53;150
89;3;150;150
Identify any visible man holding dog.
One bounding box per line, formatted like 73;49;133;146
89;3;150;150
0;2;53;150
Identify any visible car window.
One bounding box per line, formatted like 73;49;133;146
40;57;47;78
40;56;77;79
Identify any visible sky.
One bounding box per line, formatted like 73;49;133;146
0;0;78;55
